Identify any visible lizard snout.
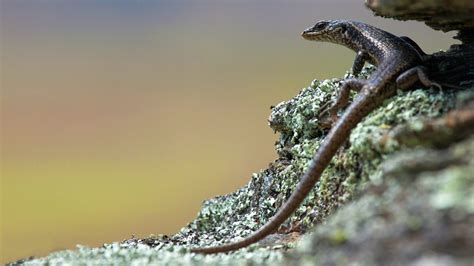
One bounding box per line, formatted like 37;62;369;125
301;28;314;39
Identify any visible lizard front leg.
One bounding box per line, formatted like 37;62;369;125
352;51;371;76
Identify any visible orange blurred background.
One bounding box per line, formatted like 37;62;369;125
1;0;455;263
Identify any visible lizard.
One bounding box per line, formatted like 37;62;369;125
191;19;439;254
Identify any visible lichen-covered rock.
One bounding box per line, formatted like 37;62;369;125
290;134;474;266
14;66;472;265
176;66;455;251
16;242;284;266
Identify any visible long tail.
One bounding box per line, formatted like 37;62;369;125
191;92;382;254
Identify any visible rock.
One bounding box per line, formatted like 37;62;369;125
13;67;473;265
366;0;474;33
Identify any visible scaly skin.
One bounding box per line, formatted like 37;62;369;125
192;20;435;254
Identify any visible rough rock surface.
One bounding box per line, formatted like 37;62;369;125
365;0;474;33
11;65;474;265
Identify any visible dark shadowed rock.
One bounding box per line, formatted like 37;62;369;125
366;0;474;33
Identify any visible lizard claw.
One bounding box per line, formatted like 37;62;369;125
315;105;339;129
315;101;332;126
430;81;442;90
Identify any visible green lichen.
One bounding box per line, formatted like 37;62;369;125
19;242;283;266
13;66;471;266
290;135;474;266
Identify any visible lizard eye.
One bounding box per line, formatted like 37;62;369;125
313;21;328;31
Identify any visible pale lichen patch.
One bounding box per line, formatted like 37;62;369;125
15;66;471;266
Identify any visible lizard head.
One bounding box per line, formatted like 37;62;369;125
301;20;349;42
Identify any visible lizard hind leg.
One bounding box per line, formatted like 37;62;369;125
319;78;367;126
396;66;442;91
399;36;427;58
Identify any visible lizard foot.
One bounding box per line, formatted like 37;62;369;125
317;78;366;127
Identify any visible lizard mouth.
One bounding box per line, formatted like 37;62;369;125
301;29;323;40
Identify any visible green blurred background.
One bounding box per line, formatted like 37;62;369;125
1;0;455;263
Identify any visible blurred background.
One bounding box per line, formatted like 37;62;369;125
1;0;455;263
